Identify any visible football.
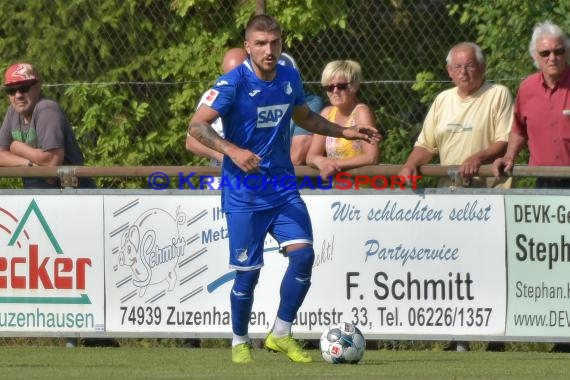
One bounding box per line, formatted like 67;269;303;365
319;322;366;364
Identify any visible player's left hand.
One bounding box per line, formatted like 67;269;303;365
343;125;381;144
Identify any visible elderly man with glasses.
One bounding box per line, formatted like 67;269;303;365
493;21;570;190
0;62;94;188
399;42;514;352
400;42;513;189
492;20;570;354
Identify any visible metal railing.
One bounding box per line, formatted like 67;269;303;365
1;165;569;189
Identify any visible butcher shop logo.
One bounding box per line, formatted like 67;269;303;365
119;207;187;296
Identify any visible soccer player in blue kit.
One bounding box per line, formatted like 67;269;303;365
187;14;380;363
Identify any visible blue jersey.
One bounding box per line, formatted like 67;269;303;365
204;59;306;212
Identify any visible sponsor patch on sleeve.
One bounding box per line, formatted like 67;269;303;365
203;89;219;106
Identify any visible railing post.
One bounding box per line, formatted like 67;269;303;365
58;166;79;189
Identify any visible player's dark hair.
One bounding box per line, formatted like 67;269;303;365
245;14;281;39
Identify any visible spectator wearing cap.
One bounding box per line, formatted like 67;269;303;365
0;62;95;188
278;53;324;165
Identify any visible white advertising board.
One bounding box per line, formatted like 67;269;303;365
298;194;506;337
104;195;272;334
505;195;570;338
104;193;506;338
0;196;105;333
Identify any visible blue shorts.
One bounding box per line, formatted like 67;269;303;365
226;197;313;270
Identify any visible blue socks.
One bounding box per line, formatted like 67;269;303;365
277;246;315;322
230;269;260;336
230;246;315;337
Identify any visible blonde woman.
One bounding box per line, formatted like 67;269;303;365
306;60;379;179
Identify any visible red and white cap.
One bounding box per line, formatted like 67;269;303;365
4;63;39;87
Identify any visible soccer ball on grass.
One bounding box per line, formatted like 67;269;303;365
319;322;366;364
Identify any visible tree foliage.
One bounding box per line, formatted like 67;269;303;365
0;1;562;188
0;0;353;187
445;1;570;187
414;1;570;104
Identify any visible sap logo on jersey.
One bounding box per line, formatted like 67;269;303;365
257;104;289;128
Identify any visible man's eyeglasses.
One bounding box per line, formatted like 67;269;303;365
323;82;350;92
4;83;35;96
537;48;566;58
450;63;478;72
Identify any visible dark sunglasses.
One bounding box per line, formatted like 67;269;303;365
537;47;566;58
323;82;350;92
4;83;35;95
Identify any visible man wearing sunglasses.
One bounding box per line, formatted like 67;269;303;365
493;21;570;354
493;21;570;191
0;62;94;188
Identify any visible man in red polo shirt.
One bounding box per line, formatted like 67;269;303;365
493;20;570;353
493;21;570;188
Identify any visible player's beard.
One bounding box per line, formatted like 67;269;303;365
252;56;277;80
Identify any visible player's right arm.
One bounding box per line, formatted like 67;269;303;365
187;105;260;173
185;119;224;164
